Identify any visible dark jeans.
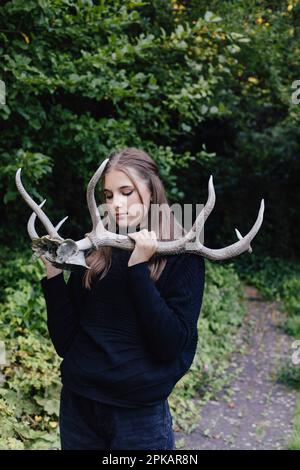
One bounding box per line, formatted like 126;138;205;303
59;385;175;450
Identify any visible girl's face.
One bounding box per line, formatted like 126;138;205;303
103;169;152;229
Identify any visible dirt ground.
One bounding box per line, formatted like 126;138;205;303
174;286;297;450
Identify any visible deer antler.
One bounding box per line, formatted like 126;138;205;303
15;159;265;271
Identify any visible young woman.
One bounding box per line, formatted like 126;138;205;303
40;147;205;450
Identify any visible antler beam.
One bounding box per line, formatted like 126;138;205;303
15;160;265;271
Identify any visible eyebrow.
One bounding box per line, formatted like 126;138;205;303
103;186;133;192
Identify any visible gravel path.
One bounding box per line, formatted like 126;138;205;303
174;286;297;450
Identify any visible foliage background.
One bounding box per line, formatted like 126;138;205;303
0;0;299;449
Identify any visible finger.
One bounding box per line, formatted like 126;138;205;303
143;231;155;240
128;232;138;239
139;229;148;238
134;230;147;239
143;229;156;239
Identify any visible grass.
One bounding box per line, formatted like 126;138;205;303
288;393;300;450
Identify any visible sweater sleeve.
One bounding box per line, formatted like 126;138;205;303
40;270;85;358
127;254;205;363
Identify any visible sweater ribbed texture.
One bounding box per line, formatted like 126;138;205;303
40;247;205;408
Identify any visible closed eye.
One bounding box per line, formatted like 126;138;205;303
105;191;133;200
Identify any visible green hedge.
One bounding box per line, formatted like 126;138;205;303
3;0;299;258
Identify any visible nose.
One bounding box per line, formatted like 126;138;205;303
111;194;127;214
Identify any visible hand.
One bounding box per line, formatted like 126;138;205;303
39;254;51;267
36;252;62;278
34;251;51;267
127;229;158;267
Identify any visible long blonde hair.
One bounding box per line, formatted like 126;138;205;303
82;147;186;290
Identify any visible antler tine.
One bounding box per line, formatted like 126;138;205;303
151;178;264;258
16;168;63;240
192;198;265;260
145;174;217;255
27;199;47;239
186;174;216;242
55;215;69;232
77;157;122;250
200;174;216;225
235;228;252;253
28;200;68;239
86;158;110;239
75;157;137;251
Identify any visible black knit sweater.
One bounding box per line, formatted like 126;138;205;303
40;247;205;408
